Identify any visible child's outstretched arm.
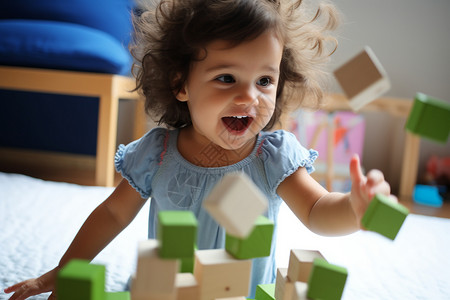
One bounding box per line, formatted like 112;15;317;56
4;179;145;300
278;154;392;236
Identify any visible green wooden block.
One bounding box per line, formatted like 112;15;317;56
405;92;450;143
362;193;409;240
307;258;348;300
57;259;106;300
105;291;130;300
255;283;275;300
225;215;274;259
158;210;198;259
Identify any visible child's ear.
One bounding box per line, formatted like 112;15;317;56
176;85;189;102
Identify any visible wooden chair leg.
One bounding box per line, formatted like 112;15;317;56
95;88;119;187
399;131;420;200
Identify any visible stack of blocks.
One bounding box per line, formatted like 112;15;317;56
253;249;348;300
57;259;130;300
130;172;274;300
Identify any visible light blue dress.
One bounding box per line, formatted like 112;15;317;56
115;127;317;297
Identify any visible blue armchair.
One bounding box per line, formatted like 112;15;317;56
0;0;146;186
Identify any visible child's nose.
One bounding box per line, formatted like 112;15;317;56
234;84;259;106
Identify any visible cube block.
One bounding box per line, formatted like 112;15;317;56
275;268;294;300
105;292;130;300
287;249;325;283
175;273;199;300
225;215;274;259
405;92;450;143
361;193;409;240
194;249;252;300
334;46;390;111
307;258;348;300
158;210;198;259
203;172;268;238
255;283;275;300
57;259;106;300
132;239;178;299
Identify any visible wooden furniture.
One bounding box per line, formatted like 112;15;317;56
0;66;146;187
309;94;417;199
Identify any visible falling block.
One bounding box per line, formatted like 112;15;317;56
287;249;325;283
275;268;294;300
255;283;275;300
158;210;198;259
225;215;274;259
361;193;409;240
131;239;178;300
334;46;390;111
57;259;105;300
106;292;130;300
307;258;348;300
194;249;252;300
292;282;308;300
175;273;199;300
405;92;450;143
203;172;268;238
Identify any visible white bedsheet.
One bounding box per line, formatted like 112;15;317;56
1;172;450;299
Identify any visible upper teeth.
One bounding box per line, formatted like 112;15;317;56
233;116;247;119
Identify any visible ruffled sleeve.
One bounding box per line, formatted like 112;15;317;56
259;130;318;192
115;127;168;199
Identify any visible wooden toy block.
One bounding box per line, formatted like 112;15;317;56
307;258;348;300
131;239;178;300
57;259;105;300
274;268;294;300
405;92;450;143
215;297;247;300
225;215;274;259
255;283;275;300
333;46;390;111
175;273;199;300
105;291;130;300
292;282;308;300
203;172;268;238
194;249;252;300
158;210;198;259
287;249;325;283
361;193;409;240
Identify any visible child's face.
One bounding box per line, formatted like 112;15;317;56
177;30;283;152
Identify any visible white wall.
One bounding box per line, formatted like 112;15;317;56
327;0;450;193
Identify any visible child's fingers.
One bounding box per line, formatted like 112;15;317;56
349;154;365;185
366;169;391;198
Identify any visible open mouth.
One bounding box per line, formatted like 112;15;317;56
222;116;253;134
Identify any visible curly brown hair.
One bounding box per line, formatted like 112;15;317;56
130;0;339;129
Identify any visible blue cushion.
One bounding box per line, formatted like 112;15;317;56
0;0;134;45
0;20;131;74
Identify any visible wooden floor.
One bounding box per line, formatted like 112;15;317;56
2;161;450;219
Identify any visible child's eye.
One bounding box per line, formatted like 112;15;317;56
257;77;272;87
216;75;235;84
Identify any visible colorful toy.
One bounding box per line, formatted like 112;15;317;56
405;92;450;143
413;184;443;208
158;210;198;259
307;258;348;300
194;249;252;300
225;215;274;259
255;283;275;300
333;46;390;111
361;193;409;240
287;249;325;283
203;172;268;238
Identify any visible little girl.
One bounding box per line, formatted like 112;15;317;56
5;0;393;299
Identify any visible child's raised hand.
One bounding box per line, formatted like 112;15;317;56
4;267;58;300
349;154;395;226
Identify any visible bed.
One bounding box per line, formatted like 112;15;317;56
1;172;449;299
